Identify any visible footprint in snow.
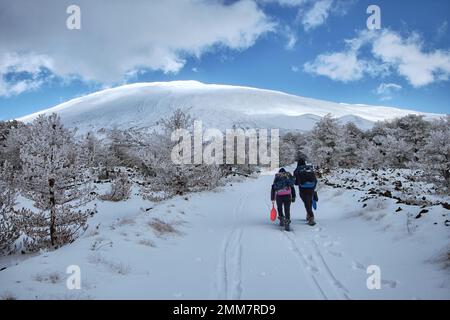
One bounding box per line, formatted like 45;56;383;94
327;250;343;258
323;241;339;248
351;260;366;270
306;265;319;273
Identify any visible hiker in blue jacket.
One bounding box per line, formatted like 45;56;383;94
294;159;318;226
271;168;296;231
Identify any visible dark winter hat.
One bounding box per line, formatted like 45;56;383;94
297;159;306;166
279;168;286;173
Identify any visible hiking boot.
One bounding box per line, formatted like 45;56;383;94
307;217;316;226
279;217;285;227
284;219;291;231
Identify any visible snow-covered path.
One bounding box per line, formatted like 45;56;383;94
0;172;448;300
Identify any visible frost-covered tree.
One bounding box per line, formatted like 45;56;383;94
80;131;101;168
18;114;95;250
419;116;450;191
279;132;309;166
363;115;430;168
362;140;385;169
80;131;118;180
0;162;24;255
107;128;140;168
389;114;430;163
139;109;223;198
337;122;365;168
1;120;26;171
309;114;341;171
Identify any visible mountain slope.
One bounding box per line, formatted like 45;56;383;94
17;81;439;133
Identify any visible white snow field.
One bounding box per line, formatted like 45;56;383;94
0;169;448;300
17;81;440;133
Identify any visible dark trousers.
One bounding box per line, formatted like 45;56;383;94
299;189;314;220
276;195;291;221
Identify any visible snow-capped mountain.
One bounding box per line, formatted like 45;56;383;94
17;81;439;133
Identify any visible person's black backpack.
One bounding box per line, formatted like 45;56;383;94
294;165;317;189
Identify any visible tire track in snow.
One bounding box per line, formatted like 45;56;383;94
216;196;245;300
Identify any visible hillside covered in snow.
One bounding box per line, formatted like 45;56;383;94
17;81;440;133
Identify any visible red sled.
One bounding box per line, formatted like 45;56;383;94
270;205;277;222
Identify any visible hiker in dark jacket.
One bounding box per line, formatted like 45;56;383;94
271;168;296;231
294;159;317;226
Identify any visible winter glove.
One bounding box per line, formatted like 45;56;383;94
291;198;295;203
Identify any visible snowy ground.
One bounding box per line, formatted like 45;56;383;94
0;169;449;300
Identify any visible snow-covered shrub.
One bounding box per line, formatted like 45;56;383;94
16;114;96;251
148;218;179;236
100;172;132;202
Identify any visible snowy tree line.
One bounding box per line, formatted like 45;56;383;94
0;110;245;254
280;114;450;191
0;111;448;254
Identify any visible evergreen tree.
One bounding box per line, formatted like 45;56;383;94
18;114;95;250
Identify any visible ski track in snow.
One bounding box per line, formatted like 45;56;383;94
282;231;329;299
216;196;245;300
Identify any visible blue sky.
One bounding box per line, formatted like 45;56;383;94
0;0;449;120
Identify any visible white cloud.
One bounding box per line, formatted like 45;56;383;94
372;31;450;87
304;29;450;87
291;65;300;72
261;0;354;32
375;82;402;101
0;0;275;96
376;83;402;95
304;51;365;82
300;0;333;31
0;53;53;97
258;0;309;6
0;79;44;97
283;26;298;50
